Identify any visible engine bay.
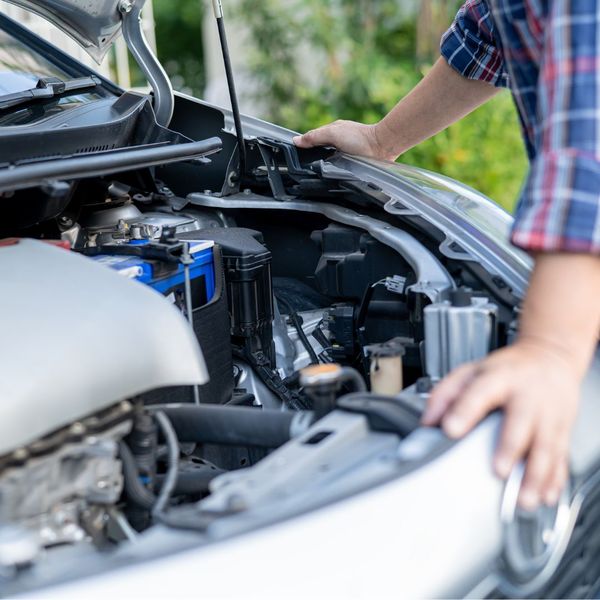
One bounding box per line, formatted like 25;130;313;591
0;96;523;592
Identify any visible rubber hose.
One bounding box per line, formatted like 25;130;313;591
337;392;422;437
155;404;297;448
277;296;319;365
119;442;156;511
155;466;226;496
340;367;368;393
152;411;179;518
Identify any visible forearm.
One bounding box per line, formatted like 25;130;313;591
518;254;600;378
374;58;500;159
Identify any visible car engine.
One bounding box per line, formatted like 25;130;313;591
3;3;600;594
0;97;522;591
0;177;515;568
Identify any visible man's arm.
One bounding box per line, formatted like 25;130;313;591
423;255;600;508
426;0;600;510
294;0;506;160
293;58;499;161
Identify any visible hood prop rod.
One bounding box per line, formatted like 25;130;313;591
212;0;247;182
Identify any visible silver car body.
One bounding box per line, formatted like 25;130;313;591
2;3;600;597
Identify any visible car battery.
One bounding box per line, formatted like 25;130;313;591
91;240;216;309
88;237;235;406
179;228;276;366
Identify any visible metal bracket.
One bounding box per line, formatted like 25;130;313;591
384;198;419;217
439;237;476;262
187;192;455;302
220;144;242;197
257;137;315;180
256;143;295;201
197;410;397;514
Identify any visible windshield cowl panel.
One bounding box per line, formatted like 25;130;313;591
0;92;103;127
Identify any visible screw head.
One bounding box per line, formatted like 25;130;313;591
12;448;28;462
69;422;86;436
119;0;134;14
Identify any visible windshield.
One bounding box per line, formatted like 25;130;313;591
0;24;103;125
0;27;69;95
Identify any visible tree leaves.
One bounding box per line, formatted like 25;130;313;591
232;0;527;211
150;0;527;210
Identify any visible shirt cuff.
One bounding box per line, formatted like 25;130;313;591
512;150;600;253
441;25;509;88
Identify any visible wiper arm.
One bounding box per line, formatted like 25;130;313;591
0;75;101;111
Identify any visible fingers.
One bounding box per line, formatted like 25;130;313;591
518;439;555;510
422;363;478;426
543;457;569;507
495;403;571;510
519;428;570;510
440;365;509;438
293;125;336;149
494;401;536;479
292;131;316;149
420;346;576;513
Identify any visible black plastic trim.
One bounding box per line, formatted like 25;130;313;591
0;137;223;192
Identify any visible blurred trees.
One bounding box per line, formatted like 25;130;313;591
234;0;527;210
152;0;528;211
417;1;452;63
152;0;205;95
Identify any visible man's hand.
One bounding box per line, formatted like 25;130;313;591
293;58;500;161
422;341;581;510
293;120;396;162
423;254;600;511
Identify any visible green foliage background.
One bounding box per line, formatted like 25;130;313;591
152;0;205;95
152;0;528;212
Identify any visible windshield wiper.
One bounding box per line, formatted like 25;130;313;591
0;75;101;111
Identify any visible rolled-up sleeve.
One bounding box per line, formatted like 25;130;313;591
441;0;509;88
511;1;600;253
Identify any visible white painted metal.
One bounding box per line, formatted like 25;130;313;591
0;239;208;456
34;418;506;599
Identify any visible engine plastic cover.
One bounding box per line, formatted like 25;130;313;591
0;239;208;455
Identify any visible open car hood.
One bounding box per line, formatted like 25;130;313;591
3;0;125;63
2;0;175;126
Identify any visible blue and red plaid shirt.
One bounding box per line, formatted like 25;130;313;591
442;0;600;253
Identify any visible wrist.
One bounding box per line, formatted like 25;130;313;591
517;253;600;381
516;334;589;380
371;120;404;162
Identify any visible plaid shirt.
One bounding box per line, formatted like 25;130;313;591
442;0;600;253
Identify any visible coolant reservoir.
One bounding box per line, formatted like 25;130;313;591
367;338;406;396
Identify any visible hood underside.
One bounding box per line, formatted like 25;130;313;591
3;0;128;63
